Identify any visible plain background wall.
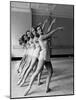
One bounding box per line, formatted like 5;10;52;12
11;11;32;57
32;14;74;55
52;17;73;55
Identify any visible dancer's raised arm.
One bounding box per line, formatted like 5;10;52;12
47;18;56;33
37;19;48;30
42;19;48;29
41;26;64;40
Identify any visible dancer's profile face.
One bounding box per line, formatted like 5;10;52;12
37;26;42;35
24;35;27;40
31;28;35;35
27;31;31;37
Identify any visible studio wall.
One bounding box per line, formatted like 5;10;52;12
32;14;74;55
11;10;32;57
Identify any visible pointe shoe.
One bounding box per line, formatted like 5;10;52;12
46;88;51;93
58;27;64;31
17;79;22;85
38;82;43;86
24;88;30;96
19;82;23;87
19;80;25;87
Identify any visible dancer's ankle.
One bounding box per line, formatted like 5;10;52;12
46;88;51;93
38;82;43;86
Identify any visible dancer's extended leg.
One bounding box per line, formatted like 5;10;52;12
24;59;44;96
17;57;32;85
17;55;27;75
37;66;43;85
18;60;31;80
19;58;38;86
44;61;53;92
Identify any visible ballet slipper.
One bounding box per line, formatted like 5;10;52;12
24;87;30;96
46;88;51;93
17;78;22;85
19;80;25;87
38;82;43;86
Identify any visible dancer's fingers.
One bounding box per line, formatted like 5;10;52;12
53;18;56;23
58;26;64;31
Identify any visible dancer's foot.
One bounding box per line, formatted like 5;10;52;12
38;82;43;86
46;88;51;93
24;87;30;96
17;79;22;85
19;80;25;87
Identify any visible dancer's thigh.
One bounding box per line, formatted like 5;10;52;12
44;61;52;73
35;59;44;75
32;61;38;73
30;57;38;67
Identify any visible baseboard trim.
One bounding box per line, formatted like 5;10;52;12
11;54;74;61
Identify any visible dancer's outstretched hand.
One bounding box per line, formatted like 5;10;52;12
52;18;56;24
44;19;48;23
58;26;64;31
38;22;42;26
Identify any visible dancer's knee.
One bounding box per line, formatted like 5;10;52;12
33;70;39;77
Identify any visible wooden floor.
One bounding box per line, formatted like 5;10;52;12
11;57;74;98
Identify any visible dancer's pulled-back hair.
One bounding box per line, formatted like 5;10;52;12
19;34;27;46
26;30;30;37
36;25;43;35
30;32;34;39
26;30;30;41
31;26;40;38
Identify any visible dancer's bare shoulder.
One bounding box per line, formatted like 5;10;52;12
39;35;45;41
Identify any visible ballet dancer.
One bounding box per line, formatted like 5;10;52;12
24;23;63;96
17;33;28;75
18;18;56;85
17;27;41;86
17;30;35;80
